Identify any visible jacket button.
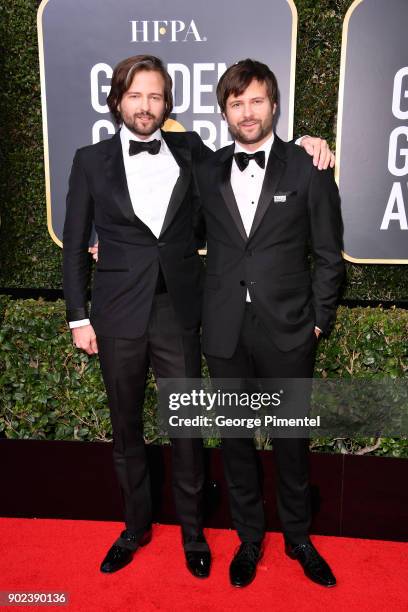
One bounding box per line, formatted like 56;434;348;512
158;242;166;247
240;280;246;286
246;250;253;257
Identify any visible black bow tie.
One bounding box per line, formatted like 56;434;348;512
129;139;161;156
234;150;265;171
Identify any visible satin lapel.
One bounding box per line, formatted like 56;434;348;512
103;132;138;224
218;146;247;243
248;136;287;240
159;131;192;237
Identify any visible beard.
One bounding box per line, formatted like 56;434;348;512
228;115;274;146
122;111;165;138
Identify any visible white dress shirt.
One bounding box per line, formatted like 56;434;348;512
121;124;180;238
231;134;275;238
69;125;179;328
231;135;274;302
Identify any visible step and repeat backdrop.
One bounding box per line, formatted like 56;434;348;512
38;0;408;263
336;0;408;263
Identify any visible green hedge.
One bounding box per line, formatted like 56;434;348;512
0;0;407;299
0;297;407;457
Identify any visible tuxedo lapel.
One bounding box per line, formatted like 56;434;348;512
248;135;287;240
159;131;192;237
103;132;135;224
217;145;247;243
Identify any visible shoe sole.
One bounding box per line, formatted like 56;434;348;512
100;556;133;574
186;567;211;579
230;576;257;588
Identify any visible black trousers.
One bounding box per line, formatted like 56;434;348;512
205;303;317;547
97;294;206;551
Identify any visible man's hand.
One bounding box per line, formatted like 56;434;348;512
72;324;98;355
88;242;99;262
300;136;335;170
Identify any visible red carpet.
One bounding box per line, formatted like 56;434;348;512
0;519;407;611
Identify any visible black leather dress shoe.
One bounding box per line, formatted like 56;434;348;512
184;534;211;578
185;550;211;578
286;541;336;587
229;542;263;588
100;529;152;573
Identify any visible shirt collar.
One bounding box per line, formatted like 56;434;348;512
234;132;274;160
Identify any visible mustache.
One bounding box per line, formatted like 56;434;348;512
238;118;261;125
134;111;156;119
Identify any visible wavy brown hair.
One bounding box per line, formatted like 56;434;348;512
216;59;278;114
107;55;173;125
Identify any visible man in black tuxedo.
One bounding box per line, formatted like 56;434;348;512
196;59;344;588
63;55;212;578
63;53;334;579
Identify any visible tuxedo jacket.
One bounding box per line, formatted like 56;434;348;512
63;130;211;339
196;134;345;358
